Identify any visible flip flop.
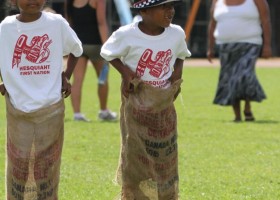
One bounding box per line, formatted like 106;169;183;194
244;112;255;121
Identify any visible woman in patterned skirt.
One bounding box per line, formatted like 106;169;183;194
207;0;272;122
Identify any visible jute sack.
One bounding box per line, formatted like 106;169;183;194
5;95;64;200
116;79;183;200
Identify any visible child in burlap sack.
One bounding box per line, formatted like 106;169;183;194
0;0;83;198
101;0;191;199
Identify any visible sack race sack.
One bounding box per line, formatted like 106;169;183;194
5;96;64;200
116;79;182;200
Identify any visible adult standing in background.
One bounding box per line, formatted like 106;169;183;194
207;0;272;122
0;0;6;22
113;0;133;25
65;0;117;122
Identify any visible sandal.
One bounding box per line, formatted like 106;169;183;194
233;117;242;123
244;111;255;121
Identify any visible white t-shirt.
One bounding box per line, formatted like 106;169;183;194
100;22;191;88
214;0;262;45
0;12;83;112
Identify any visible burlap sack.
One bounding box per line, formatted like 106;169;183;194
5;96;64;200
116;79;183;200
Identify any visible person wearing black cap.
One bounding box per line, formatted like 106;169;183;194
101;0;191;199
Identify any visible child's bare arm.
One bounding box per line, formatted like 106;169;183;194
0;82;6;96
62;53;79;98
64;53;79;79
169;58;184;84
109;58;137;97
169;58;184;100
0;72;5;96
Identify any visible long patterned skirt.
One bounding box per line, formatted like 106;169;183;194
213;42;266;105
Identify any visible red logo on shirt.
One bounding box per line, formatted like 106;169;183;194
136;49;172;78
12;34;52;68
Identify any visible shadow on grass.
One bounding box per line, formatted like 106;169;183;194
220;119;279;124
252;120;279;124
64;118;119;123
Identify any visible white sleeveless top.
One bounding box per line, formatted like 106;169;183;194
213;0;262;45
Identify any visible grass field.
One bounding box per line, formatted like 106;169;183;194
0;65;280;199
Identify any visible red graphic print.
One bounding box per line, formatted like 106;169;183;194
12;34;52;68
136;49;172;78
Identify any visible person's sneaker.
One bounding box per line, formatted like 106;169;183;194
98;110;118;121
73;113;91;122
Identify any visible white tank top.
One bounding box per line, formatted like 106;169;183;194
213;0;262;45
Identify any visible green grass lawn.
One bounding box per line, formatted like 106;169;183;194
1;65;280;199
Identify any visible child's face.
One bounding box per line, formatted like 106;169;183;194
15;0;46;18
141;2;175;28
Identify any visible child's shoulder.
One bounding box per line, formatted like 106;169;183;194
167;24;186;36
110;22;137;39
114;22;137;34
40;12;69;27
169;24;184;33
42;11;64;21
0;15;16;25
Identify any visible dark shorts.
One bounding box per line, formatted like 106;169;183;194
82;44;103;61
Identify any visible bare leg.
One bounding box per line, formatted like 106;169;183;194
91;60;117;120
92;59;109;110
70;57;88;113
232;100;241;121
244;100;255;121
244;99;251;113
